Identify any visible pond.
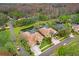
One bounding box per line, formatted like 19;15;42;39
21;26;37;33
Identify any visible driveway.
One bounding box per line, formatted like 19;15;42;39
51;37;60;45
31;45;42;56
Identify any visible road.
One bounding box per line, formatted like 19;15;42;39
39;37;74;56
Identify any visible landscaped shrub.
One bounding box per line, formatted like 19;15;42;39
56;23;72;37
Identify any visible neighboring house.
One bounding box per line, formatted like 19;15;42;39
38;27;57;37
21;31;44;47
72;24;79;32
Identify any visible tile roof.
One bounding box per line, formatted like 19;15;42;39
38;27;57;37
21;32;44;47
21;27;57;47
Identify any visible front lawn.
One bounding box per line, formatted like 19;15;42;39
39;37;53;51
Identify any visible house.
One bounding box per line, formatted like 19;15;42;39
38;27;57;37
21;31;44;47
21;32;36;47
21;27;57;55
34;32;44;42
72;24;79;32
21;27;57;47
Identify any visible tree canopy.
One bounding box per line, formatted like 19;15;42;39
0;13;8;27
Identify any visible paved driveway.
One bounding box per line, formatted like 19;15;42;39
31;45;42;56
51;37;60;45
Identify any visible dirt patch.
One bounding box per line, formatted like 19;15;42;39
0;51;13;56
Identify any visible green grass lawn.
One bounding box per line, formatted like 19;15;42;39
52;34;79;56
39;37;53;52
41;44;53;52
55;36;66;41
0;30;10;46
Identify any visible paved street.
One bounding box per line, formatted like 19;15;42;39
39;37;74;56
